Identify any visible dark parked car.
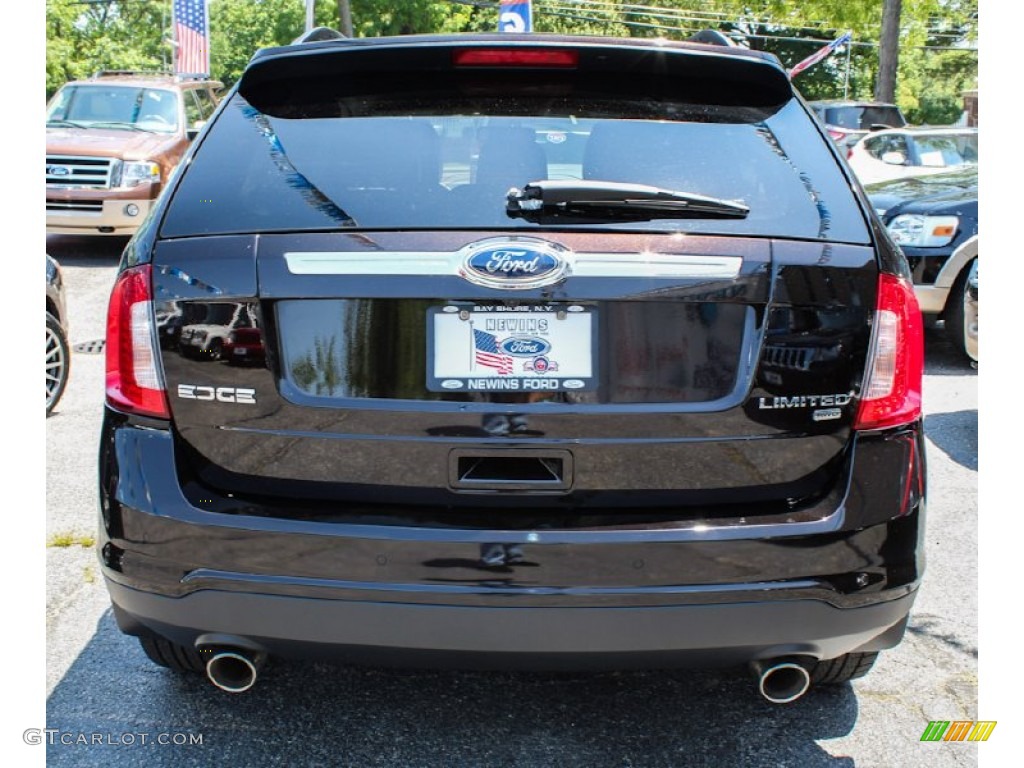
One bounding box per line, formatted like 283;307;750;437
99;32;925;701
865;165;978;361
46;254;70;414
807;99;908;154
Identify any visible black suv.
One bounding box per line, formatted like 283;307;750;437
99;33;925;702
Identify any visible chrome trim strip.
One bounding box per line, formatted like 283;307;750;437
285;251;742;280
285;251;456;275
571;253;741;279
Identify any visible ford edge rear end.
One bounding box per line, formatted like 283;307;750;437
98;33;925;699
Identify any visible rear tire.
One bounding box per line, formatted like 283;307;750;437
944;259;977;362
46;311;70;415
139;636;206;673
810;651;878;685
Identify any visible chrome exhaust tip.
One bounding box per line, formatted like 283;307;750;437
206;650;263;694
752;658;812;704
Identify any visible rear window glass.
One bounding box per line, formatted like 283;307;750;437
162;78;869;243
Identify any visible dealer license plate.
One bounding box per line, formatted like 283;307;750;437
427;304;596;393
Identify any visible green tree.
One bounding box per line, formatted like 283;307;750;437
619;1;976;115
207;1;482;87
46;0;977;121
209;0;306;86
897;46;978;124
47;0;85;96
347;1;475;36
46;0;170;97
709;0;976;110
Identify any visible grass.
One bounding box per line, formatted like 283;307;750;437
47;532;96;549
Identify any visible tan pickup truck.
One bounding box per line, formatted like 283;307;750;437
46;71;222;236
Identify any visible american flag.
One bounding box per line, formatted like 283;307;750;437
174;0;209;76
788;32;852;79
473;329;514;374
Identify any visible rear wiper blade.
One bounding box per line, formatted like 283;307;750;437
507;180;749;222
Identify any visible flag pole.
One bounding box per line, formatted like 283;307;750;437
203;0;210;77
170;0;178;75
161;3;168;72
844;38;852;99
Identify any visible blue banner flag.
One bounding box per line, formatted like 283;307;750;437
499;0;533;33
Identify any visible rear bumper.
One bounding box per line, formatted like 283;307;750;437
99;409;925;669
108;578;914;669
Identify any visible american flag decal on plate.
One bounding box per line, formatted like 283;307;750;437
472;328;514;374
428;305;595;393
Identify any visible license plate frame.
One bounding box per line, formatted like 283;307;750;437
427;304;597;394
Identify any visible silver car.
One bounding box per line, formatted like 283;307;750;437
46;254;70;414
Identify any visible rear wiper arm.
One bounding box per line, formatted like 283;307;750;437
507;180;749;222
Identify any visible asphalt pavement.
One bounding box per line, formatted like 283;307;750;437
43;235;979;767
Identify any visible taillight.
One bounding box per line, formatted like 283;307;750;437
827;129;845;142
854;273;923;430
105;264;169;418
453;49;579;67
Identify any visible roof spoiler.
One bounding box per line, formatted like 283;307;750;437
292;27;347;45
241;35;791;118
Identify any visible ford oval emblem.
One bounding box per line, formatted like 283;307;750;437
458;237;570;290
499;336;551;357
48;165;71;176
